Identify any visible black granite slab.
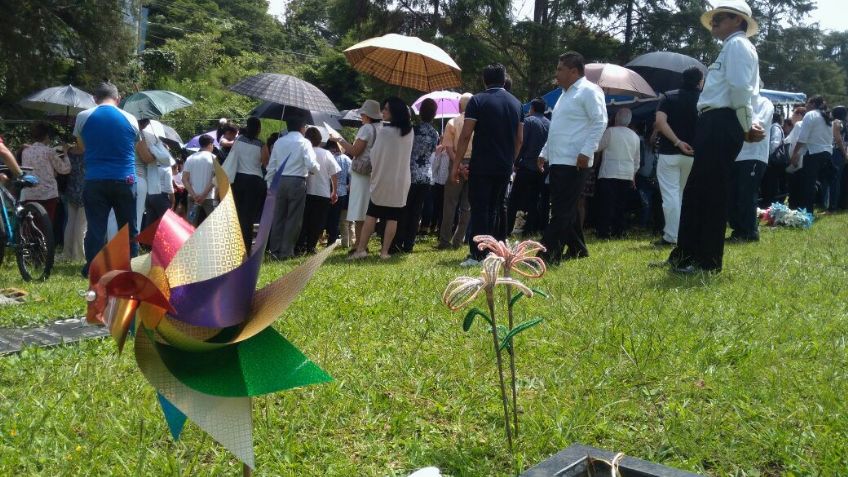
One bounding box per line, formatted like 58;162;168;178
520;444;704;477
0;318;109;355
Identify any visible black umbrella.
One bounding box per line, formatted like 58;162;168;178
229;73;339;114
249;102;344;130
625;52;707;95
339;109;363;128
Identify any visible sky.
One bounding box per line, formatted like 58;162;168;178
267;0;845;32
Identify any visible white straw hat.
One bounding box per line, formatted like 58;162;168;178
357;99;382;121
700;0;759;37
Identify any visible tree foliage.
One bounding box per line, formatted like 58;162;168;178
1;0;846;136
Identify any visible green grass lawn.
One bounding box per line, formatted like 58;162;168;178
1;215;847;476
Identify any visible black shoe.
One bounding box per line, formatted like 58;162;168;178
435;243;452;250
653;238;675;247
726;234;758;243
564;249;589;260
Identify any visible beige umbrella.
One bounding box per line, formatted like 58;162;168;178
344;34;462;92
585;63;656;98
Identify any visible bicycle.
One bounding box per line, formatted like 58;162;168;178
0;166;55;281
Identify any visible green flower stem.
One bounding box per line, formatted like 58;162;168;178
504;279;519;439
486;290;513;452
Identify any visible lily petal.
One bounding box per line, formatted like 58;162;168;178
494;277;533;297
510;256;547;278
443;276;485;311
481;255;505;286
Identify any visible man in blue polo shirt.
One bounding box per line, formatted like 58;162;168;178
452;63;524;267
72;82;146;276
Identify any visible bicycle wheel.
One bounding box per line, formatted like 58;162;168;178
15;202;55;281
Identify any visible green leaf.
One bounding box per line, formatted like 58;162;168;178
531;288;549;298
509;288;549;307
462;308;491;332
499;317;544;351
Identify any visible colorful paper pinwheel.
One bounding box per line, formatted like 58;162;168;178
85;163;334;469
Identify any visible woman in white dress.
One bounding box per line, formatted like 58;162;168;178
332;99;382;252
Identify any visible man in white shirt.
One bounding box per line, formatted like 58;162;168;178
183;134;217;226
265;117;320;260
669;0;764;274
536;51;608;264
728;94;773;242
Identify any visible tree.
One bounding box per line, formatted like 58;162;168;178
0;0;136;109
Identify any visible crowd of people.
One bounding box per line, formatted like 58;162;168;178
1;0;846;277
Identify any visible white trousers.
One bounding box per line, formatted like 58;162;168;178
656;153;694;243
61;203;87;262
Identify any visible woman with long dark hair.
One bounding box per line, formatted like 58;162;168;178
790;96;833;213
349;97;413;260
394;97;439;253
225;116;269;250
332;99;382;253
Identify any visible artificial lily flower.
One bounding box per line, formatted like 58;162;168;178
442;255;533;311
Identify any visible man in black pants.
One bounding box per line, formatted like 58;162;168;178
452;64;523;267
537;52;608;264
508;98;550;236
669;0;764;273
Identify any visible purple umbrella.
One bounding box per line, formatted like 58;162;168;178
412;90;461;119
185;130;219;150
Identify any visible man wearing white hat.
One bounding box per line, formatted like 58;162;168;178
669;0;764;274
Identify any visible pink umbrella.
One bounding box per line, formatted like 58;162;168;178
584;63;656;98
412;90;461;119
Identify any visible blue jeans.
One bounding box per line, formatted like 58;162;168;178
83;179;137;276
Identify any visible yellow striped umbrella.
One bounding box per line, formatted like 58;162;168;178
344;34;462;92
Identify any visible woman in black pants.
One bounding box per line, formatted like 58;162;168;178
226;117;269;250
789;96;833;214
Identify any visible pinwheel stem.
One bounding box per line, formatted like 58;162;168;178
243;464;252;476
486;291;513;452
504;279;519;439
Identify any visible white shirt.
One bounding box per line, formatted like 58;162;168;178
736;95;774;163
597;126;641;179
307;147;341;198
139;129;173;195
797;109;833;155
540;77;608;167
265;131;319;185
183;150;216;200
229;136;265;177
159;165;174;194
697;31;760;130
784;121;806;169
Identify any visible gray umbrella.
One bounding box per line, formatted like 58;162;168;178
339;109;363;128
229;73;339;114
249;102;344;130
20;85;96;115
121;90;193;119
